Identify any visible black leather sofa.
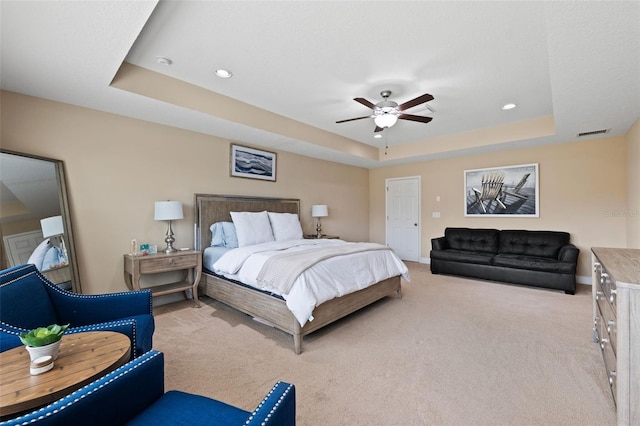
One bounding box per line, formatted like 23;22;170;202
430;227;579;294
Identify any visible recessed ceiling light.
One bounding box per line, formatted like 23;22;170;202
156;56;172;65
374;134;382;139
215;69;233;78
502;103;517;110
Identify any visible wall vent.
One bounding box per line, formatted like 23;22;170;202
577;129;609;137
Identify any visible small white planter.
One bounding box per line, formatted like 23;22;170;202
25;339;62;361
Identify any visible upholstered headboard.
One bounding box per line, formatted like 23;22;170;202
194;194;300;250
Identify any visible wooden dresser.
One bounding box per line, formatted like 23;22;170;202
591;247;640;425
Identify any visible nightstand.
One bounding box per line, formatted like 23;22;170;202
303;234;340;239
123;250;202;307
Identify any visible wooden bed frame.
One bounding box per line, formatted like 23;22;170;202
194;194;402;354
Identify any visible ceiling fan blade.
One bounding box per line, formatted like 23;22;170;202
354;97;376;109
397;93;434;111
398;114;433;123
374;126;384;133
336;115;372;124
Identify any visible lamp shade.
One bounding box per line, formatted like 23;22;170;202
41;215;64;238
154;201;184;221
311;205;328;218
374;113;398;128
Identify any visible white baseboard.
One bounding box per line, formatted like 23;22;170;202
419;257;591;285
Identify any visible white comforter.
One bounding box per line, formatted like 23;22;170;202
212;239;409;326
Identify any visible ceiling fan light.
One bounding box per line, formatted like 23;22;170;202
374;114;398;128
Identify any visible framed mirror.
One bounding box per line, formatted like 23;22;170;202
0;150;81;293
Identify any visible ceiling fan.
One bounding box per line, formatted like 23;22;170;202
336;90;434;133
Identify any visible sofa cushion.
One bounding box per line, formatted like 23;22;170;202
498;230;570;259
127;391;250;426
430;249;494;265
493;254;576;274
0;267;58;329
444;228;499;254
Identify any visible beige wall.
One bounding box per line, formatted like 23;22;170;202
626;118;640;248
1;91;369;293
369;136;629;278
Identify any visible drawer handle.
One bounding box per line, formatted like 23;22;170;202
609;289;616;303
600;273;609;285
609;371;616;386
596;291;604;300
168;259;175;266
600;338;608;350
607;320;615;333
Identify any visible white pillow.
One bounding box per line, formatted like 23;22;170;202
268;212;303;241
230;211;275;247
27;239;51;270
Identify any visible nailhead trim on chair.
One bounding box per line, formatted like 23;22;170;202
69;319;138;358
4;351;163;426
244;382;294;425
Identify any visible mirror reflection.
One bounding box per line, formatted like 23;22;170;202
0;150;80;292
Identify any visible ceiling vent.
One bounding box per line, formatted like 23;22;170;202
577;129;609;137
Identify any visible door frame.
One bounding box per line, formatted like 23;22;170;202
385;176;421;262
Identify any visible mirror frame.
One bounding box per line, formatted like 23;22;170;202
1;149;82;293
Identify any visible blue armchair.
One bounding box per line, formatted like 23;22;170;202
0;350;296;425
0;264;154;358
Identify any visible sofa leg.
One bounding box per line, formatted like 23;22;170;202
565;290;575;295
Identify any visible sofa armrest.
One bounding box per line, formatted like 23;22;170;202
558;244;580;264
2;350;165;426
246;381;296;426
47;286;153;326
0;323;28;352
431;236;448;251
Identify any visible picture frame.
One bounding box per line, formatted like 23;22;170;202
230;144;277;182
464;163;539;217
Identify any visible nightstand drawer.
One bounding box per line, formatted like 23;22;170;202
139;254;198;274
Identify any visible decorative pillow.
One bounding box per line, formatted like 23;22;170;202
221;222;239;248
42;246;62;271
230;211;274;247
268;212;303;241
27;239;51;270
210;222;239;248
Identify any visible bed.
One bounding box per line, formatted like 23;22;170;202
194;193;407;354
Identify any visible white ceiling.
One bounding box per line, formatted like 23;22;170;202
1;1;639;169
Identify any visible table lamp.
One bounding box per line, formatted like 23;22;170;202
311;204;328;238
154;201;183;253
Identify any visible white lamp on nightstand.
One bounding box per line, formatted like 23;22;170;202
154;201;184;253
311;204;328;238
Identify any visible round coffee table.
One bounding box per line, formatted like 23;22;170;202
0;331;131;417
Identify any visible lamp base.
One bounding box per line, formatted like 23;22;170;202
315;219;322;239
163;220;178;253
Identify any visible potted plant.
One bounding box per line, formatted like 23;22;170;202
20;324;69;361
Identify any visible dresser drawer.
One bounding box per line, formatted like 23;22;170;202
599;266;618;315
139;254;198;274
599;330;617;403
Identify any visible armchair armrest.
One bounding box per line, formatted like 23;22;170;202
558;244;580;264
431;236;449;251
2;350;165;426
0;322;28;352
46;285;153;326
245;381;296;426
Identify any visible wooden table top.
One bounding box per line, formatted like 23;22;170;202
0;331;131;417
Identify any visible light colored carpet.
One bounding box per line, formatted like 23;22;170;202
152;262;616;425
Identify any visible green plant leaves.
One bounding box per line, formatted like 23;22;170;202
19;324;69;347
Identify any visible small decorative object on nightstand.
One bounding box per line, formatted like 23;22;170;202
311;204;328;238
123;250;202;307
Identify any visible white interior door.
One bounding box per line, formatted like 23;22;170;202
3;230;43;267
386;177;421;262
